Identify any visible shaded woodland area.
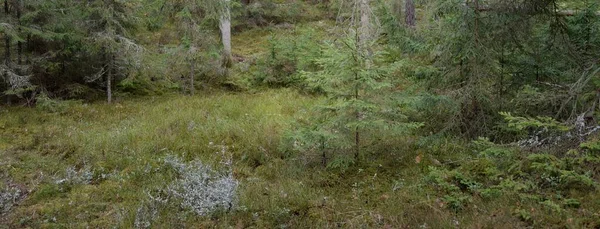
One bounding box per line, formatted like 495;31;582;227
1;0;600;228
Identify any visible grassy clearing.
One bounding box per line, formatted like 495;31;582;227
0;89;320;227
0;88;504;228
1;89;599;228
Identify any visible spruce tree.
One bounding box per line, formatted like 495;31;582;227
83;0;143;103
290;33;422;169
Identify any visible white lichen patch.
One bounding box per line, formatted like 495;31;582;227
164;155;238;216
0;186;23;215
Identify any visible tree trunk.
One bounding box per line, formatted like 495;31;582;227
190;58;195;95
16;0;22;65
393;0;402;25
107;56;113;104
321;138;327;167
219;0;232;68
3;35;9;65
405;0;416;27
355;0;372;161
358;0;370;51
25;34;29;64
4;0;10;65
3;0;10;105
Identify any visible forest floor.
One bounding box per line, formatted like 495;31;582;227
1;21;599;228
0;89;527;228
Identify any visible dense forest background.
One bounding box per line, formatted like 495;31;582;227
1;0;600;228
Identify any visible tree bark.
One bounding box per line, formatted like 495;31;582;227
190;58;195;95
355;0;373;160
358;0;370;51
393;0;402;25
16;0;22;65
405;0;416;27
107;55;113;104
4;0;10;65
219;0;232;68
3;0;10;105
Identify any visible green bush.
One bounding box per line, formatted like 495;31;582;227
253;28;322;88
35;93;76;113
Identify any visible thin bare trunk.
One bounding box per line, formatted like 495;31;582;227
321;138;327;167
219;0;232;68
393;0;402;25
4;0;10;65
3;35;9;65
358;0;370;52
107;55;113;104
355;0;372;160
405;0;415;27
26;34;29;64
16;0;22;65
3;0;10;104
355;80;360;160
190;58;195;95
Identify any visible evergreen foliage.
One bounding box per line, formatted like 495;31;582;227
287;33;422;169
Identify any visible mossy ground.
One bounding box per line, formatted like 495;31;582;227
0;89;443;228
3;89;597;228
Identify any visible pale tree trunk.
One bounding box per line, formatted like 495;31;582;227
358;0;370;52
405;0;415;27
219;0;232;68
355;0;371;160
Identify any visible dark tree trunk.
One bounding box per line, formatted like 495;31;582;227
3;0;11;105
25;34;29;64
354;72;360;161
107;55;113;104
190;58;195;95
405;0;416;27
4;0;10;65
393;0;402;25
16;0;22;65
321;138;327;167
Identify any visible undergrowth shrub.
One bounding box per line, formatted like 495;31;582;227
425;129;600;225
253;28;321;88
238;1;323;28
35;93;72;113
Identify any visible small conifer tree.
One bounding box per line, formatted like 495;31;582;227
289;32;422;169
